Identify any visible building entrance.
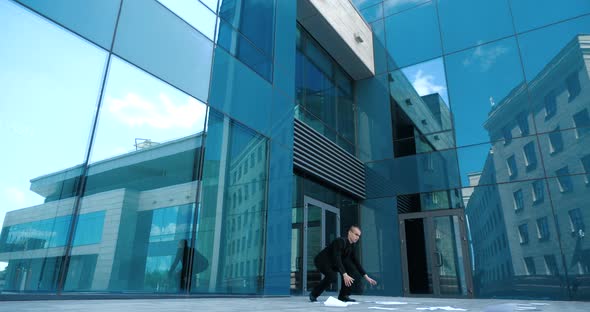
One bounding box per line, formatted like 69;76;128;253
291;196;340;294
399;209;473;297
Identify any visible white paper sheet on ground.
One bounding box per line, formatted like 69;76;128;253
375;301;408;305
416;307;467;311
529;303;549;306
369;307;399;310
323;296;350;307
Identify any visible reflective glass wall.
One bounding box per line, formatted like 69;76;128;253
0;0;289;296
355;0;590;300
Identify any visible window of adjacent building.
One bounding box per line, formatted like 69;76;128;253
581;154;590;185
518;223;529;244
502;126;513;144
544;254;559;276
568;208;585;233
566;72;581;102
536;217;550;241
532;180;545;203
544;91;557;119
524;257;536;275
556;166;573;193
517;112;530;136
513;189;524;211
506;155;518;178
573;108;590;139
523;141;537;169
548;128;563;154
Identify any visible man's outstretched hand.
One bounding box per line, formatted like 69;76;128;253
342;273;355;287
364;274;377;286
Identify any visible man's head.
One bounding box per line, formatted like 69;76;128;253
347;225;361;244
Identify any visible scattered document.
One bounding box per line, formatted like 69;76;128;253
416;307;467;311
369;307;399;310
375;301;409;305
323;296;350;307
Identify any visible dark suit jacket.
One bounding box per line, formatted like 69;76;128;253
314;237;366;276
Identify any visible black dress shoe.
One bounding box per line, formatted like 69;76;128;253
338;296;356;302
309;293;317;302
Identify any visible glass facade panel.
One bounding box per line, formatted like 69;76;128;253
194;109;269;294
113;0;214;102
295;25;356;154
382;0;430;17
509;0;590;34
445;37;529;147
64;55;207;293
383;1;442;69
465;180;567;299
208;47;273;135
0;0;108;293
218;0;275;57
16;0;121;49
156;0;217;40
437;0;514;54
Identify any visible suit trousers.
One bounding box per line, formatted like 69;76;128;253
310;258;360;299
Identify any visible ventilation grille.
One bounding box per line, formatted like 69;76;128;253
293;119;366;199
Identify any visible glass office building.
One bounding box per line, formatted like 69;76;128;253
0;0;589;302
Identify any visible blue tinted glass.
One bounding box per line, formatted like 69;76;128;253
465;180;568;299
16;0;120;49
273;0;296;99
114;0;213;103
73;56;206;293
365;148;461;198
445;37;529;147
157;0;217;40
0;2;107;292
200;0;218;12
509;0;590;34
72;211;106;246
357;74;393;162
371;19;389;75
384;1;442;69
353;0;382;10
517;16;590;134
194;109;269;294
264;142;293;295
437;0;514;54
270;90;294;148
383;0;430;16
209;47;273;135
537;128;590;178
216;19;273;81
218;0;275;57
361;3;383;23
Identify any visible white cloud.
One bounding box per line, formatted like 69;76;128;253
412;69;445;96
106;93;207;130
463;41;509;72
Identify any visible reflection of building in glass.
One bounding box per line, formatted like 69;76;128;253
466;35;590;298
0;131;267;293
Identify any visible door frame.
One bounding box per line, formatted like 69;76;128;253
398;209;473;298
302;196;340;293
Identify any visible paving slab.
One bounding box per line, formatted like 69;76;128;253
1;295;589;312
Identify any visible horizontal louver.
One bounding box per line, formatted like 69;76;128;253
293;119;366;199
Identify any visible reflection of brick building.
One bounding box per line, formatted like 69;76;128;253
467;35;590;298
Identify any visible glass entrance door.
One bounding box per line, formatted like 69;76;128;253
291;196;340;294
399;209;473;297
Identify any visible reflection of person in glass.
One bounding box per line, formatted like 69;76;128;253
309;225;377;302
169;239;208;290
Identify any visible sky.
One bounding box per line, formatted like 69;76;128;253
0;0;207;239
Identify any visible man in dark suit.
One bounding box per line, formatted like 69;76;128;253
309;225;377;302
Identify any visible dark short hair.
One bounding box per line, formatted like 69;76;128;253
348;225;360;232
